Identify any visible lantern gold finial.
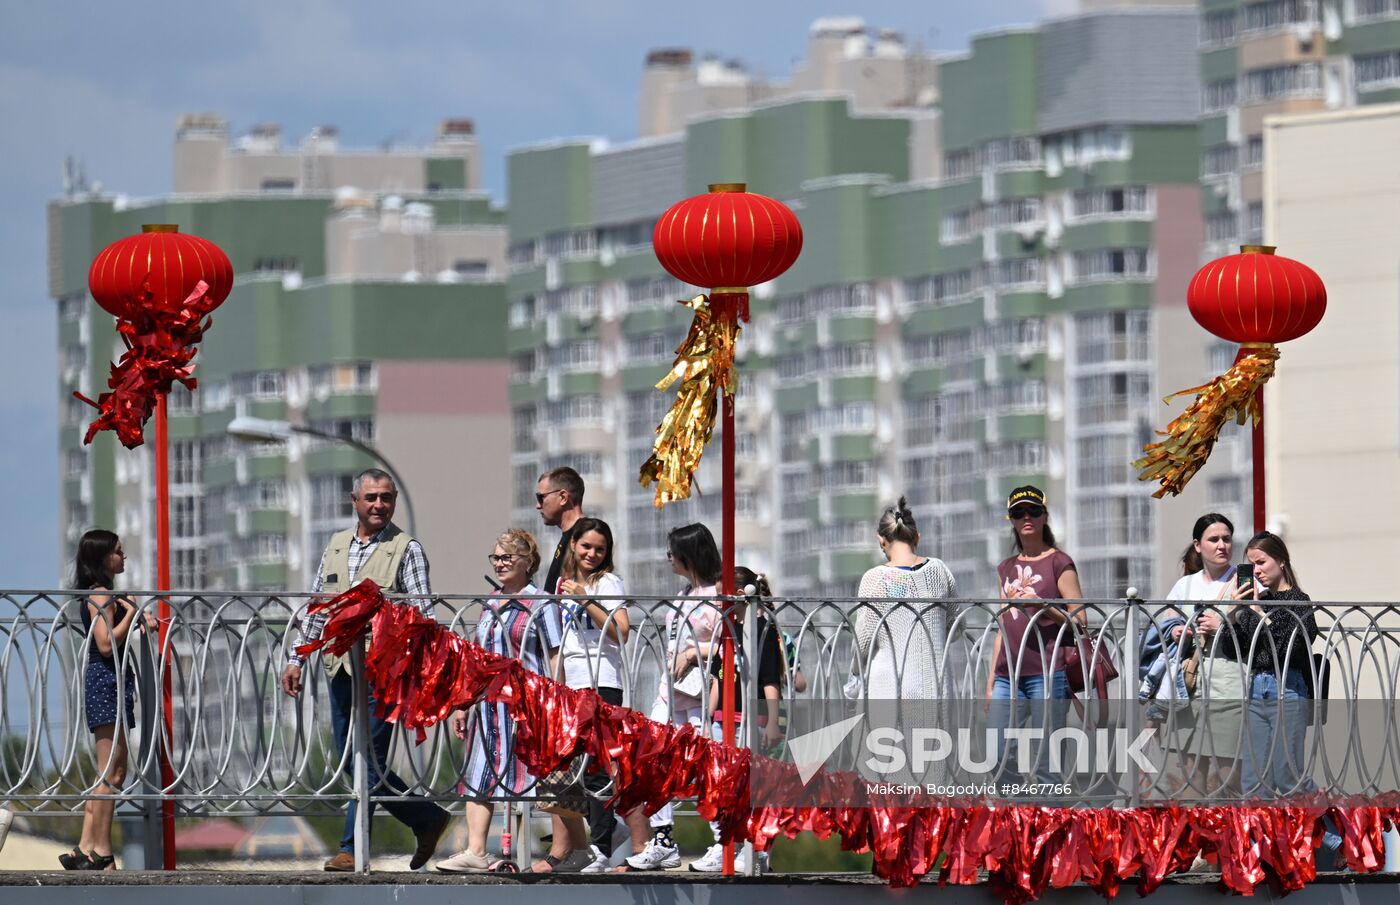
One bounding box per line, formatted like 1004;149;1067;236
142;224;179;233
1240;244;1276;254
708;183;746;193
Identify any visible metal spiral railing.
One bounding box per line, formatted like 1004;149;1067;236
3;590;1399;867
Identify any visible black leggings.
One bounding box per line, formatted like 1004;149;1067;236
587;687;625;854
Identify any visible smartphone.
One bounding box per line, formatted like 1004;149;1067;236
1236;562;1255;591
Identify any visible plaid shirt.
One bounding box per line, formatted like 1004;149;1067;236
287;526;432;666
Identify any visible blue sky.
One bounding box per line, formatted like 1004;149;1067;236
0;0;1063;588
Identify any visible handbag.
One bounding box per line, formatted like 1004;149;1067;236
1062;633;1119;695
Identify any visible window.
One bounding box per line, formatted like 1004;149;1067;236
1244;136;1265;170
1209;475;1244;506
1352;0;1400;22
996;256;1044;289
780;470;810;521
903;396;942;448
59;295;85;320
941;209;975;243
627;390;672;437
510;350;538;384
172;495;205;538
625;276;688;309
542;285;599;317
509;240;538;270
903;327;982;369
1076;310;1151;365
308;418;375;445
904;269;977;307
1075;373;1152;426
172;440;202;486
986;380;1046;414
976;137;1041;171
172;548;209;589
1055;127;1130;166
989;441;1046;474
1242;63;1322;103
1202;79;1238;114
1241;0;1318;33
232;370;285;400
1077;495;1152;547
780;413;809;462
452;260;490;278
904;449;981;505
551;339;599;371
1246;202;1265;243
166;385;198;414
812;404;873;436
1202;144;1238;177
260;178;295;192
598;219;654;252
311;474;355;523
626;329;686;364
823;461;876;491
253;257;300;274
240;533;287;564
1069;249;1152;284
510;296;537;327
1201;9;1238;45
1068;187;1151;220
514;405;538;453
65;448;87;478
1077;434;1135;487
246;479;287;509
943;149;973;180
543;394;602;426
1078;556;1152;599
817;521;871;551
308;362;376;395
1355;51;1400;91
986;318;1045;352
544;452;602;481
808;284;874;316
202;380;230;411
542;229;597;260
825;343;875;376
1205;211;1239;243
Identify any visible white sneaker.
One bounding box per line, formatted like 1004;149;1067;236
688;844;769;874
581;845;610;873
625;836;680;870
436;849;493;873
688;843;724;872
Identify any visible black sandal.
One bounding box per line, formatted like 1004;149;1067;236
59;848;91;870
524;853;564;874
84;852;116;871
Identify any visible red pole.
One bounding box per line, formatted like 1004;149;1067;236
1252;386;1266;535
154;394;176;869
717;292;739;876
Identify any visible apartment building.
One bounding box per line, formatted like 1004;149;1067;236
506;11;1237;600
50;115;511;595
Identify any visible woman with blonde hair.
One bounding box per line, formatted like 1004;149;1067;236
437;529;571;873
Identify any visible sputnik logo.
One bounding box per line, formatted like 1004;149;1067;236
786;713;864;784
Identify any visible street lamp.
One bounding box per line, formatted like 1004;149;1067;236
226;416;417;535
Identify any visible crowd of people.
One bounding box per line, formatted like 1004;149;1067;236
59;468;1340;874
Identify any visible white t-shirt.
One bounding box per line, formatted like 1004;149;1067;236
559;572;627;691
1165;567;1237;614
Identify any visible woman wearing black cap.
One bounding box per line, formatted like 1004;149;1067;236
985;486;1083;784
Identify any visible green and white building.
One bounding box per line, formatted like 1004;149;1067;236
49;116;512;593
507;10;1238;599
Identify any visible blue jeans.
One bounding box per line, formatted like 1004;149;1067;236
1239;669;1312;799
990;671;1071;786
329;669;448;854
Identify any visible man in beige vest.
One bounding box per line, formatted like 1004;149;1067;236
281;468;450;871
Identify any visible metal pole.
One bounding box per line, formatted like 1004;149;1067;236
1122;590;1142;808
351;642;371;874
1252;386;1266;534
741;590;759;876
154;393;176;869
717;291;739;876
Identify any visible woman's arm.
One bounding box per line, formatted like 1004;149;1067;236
1056;567;1087;626
88;593;138;658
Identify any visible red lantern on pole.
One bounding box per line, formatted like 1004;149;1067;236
1136;245;1326;527
81;224;234;871
640;183;801;874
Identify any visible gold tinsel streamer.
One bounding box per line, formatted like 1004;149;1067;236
639;294;740;507
1134;343;1279;498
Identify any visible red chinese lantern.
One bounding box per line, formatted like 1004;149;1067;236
1137;245;1327;521
88;224;234;320
652;182;803;299
1187;244;1326;344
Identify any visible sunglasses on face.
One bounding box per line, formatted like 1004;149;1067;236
535;489;564;505
1009;506;1046;520
487;554;517;566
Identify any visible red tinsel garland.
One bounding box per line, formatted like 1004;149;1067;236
297;581;1398;900
74;278;217;448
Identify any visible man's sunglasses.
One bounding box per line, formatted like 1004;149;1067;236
535;488;565;505
1008;506;1046;519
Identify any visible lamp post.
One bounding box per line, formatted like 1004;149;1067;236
226;416;417;535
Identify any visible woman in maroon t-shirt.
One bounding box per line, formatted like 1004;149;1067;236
985;486;1084;784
